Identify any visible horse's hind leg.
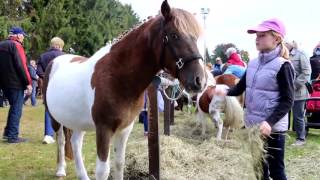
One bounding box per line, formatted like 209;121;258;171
225;127;231;140
96;126;113;180
71;131;89;180
113;121;134;180
56;125;66;177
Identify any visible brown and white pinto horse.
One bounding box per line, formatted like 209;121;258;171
196;71;243;140
44;1;206;180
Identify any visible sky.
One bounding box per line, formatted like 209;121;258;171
118;0;320;58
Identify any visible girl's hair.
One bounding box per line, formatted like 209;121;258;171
271;31;289;59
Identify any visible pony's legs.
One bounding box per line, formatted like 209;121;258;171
113;121;134;180
71;131;89;180
196;110;206;135
56;126;66;177
212;112;223;140
95;127;113;180
225;127;231;140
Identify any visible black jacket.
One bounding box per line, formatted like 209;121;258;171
36;48;64;79
0;37;31;89
310;55;320;80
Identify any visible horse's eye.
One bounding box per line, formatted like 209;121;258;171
171;33;179;40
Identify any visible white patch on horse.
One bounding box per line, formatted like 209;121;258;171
96;154;110;180
47;44;111;131
113;121;134;179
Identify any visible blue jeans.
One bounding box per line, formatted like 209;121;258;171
44;109;54;136
2;88;24;140
292;100;306;141
139;111;148;133
24;81;37;106
0;89;3;107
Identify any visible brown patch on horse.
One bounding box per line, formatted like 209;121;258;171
199;86;216;113
70;56;88;63
43;61;73;160
215;74;239;88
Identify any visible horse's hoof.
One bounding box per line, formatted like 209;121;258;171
56;170;66;177
57;177;65;180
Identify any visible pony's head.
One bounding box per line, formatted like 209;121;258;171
158;0;206;93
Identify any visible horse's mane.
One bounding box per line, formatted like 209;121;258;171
109;21;144;46
108;8;202;48
171;8;202;39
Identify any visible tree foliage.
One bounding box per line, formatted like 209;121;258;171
0;0;139;58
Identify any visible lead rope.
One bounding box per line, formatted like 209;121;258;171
158;73;185;101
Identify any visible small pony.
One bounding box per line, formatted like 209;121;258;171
196;71;244;140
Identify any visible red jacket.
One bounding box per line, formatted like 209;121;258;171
0;37;31;89
227;53;246;67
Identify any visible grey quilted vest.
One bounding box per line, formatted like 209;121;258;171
245;46;289;132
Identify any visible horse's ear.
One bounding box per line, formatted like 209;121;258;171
161;0;172;22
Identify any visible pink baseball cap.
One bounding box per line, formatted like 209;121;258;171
247;18;286;38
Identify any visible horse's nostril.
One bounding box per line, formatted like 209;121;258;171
195;76;201;87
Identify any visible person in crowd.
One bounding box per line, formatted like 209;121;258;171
213;57;223;76
24;60;38;106
37;37;65;144
139;92;149;136
0;27;32;143
310;42;320;80
216;18;295;180
285;41;311;146
223;47;246;78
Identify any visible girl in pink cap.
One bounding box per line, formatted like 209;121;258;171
217;19;295;180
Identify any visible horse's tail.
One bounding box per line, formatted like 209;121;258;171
63;127;73;160
224;96;244;128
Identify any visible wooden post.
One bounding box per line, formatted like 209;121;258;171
163;90;171;136
147;77;161;180
169;100;175;125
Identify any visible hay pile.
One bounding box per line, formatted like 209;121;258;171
124;112;264;180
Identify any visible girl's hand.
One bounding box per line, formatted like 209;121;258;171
215;85;229;96
260;121;272;137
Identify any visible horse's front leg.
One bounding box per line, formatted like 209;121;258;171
210;111;223;140
113;121;134;180
96;126;113;180
71;131;89;180
196;110;206;136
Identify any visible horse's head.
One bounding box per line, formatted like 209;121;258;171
158;0;206;93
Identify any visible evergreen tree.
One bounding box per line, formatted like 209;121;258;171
0;0;139;58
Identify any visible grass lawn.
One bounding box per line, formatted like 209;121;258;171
1;103;320;180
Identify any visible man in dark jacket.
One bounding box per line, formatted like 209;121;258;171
0;27;32;143
310;43;320;80
36;37;64;144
